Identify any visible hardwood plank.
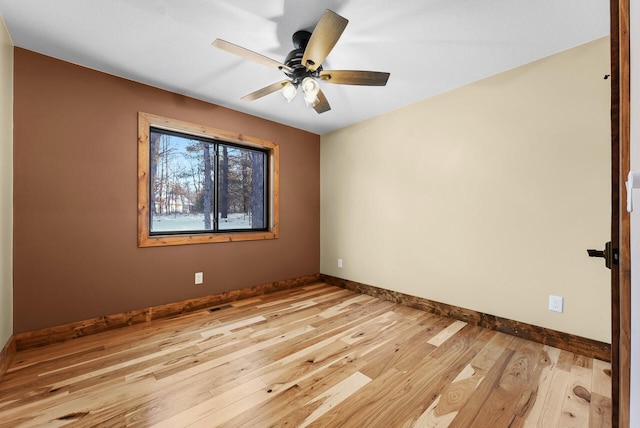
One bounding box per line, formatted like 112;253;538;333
537;360;573;427
0;283;612;427
224;349;371;427
412;364;482;426
591;359;614;428
298;371;372;427
168;321;390;427
413;333;519;426
359;312;443;379
313;325;494;427
449;347;515;427
466;339;548;426
518;345;561;426
559;365;593;427
427;320;467;346
152;376;269;427
591;393;614;428
593;358;613;398
125;358;256;426
219;304;429;426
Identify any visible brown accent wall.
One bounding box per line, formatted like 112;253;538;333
13;48;320;333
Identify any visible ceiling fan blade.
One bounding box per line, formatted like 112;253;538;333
319;70;390;86
302;10;348;72
313;89;331;114
241;81;290;101
213;39;293;74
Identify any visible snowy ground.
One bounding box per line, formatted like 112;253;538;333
151;213;252;232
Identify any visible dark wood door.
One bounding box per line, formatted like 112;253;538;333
609;0;630;426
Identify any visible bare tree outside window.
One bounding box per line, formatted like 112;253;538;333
217;146;266;230
148;128;267;234
250;151;266;229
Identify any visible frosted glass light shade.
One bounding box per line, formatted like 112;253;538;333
282;81;297;102
301;77;319;96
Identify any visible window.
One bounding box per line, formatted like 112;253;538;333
138;112;279;247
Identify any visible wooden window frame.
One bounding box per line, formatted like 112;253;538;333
137;112;279;247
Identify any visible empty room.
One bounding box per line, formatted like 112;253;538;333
0;1;636;427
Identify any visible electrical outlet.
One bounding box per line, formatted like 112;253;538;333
548;295;563;313
337;258;343;268
195;272;203;285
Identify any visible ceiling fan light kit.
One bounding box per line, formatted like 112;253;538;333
212;9;390;114
304;92;320;108
301;77;320;106
282;81;297;103
301;77;319;96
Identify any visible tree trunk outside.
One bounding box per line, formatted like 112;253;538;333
150;132;160;216
250;152;264;229
220;146;229;219
203;144;213;229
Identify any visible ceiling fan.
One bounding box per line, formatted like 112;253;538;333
212;9;390;114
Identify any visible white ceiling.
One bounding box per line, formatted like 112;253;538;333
0;0;609;135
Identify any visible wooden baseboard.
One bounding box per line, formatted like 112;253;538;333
15;274;320;351
320;274;611;362
0;335;16;382
13;272;612;363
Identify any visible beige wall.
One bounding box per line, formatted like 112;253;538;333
0;15;13;349
321;37;611;342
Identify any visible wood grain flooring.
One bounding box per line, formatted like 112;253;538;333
0;283;612;427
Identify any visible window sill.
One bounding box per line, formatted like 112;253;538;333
138;230;279;247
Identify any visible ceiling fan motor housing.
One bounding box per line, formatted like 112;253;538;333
285;31;321;85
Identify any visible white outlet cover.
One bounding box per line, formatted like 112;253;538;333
337;258;343;268
548;295;564;313
195;272;203;284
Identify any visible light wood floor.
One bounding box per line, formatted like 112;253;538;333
0;283;612;427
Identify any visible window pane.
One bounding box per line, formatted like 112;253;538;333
149;129;215;233
218;145;267;230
